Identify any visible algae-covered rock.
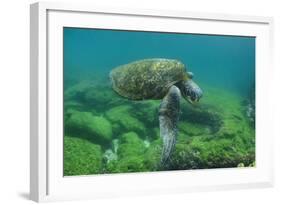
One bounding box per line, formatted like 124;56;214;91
133;100;160;125
106;156;147;173
177;132;192;144
197;140;242;168
64;80;94;101
118;132;146;158
143;139;162;171
153;127;160;137
64;100;84;111
171;136;254;169
105;132;148;173
106;132;161;172
178;121;208;136
65;110;113;143
64;136;103;176
181;104;222;134
169;142;203;170
82;86;122;109
105;105;145;135
64;80;122;112
63;79;256;173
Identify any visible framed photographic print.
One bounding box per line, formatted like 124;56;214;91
30;2;274;202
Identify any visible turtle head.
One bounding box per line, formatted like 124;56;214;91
180;73;203;104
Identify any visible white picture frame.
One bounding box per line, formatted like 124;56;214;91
30;2;274;202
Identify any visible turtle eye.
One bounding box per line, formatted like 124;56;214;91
187;72;194;79
191;92;196;101
185;89;190;97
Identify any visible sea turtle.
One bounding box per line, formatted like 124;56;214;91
109;58;203;166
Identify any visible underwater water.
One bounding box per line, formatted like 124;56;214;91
63;27;255;176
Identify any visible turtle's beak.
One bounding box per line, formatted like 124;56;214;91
182;79;203;104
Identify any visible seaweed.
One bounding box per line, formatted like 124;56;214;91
63;81;255;175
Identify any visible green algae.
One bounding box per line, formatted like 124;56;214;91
118;132;146;158
105;105;146;136
64;136;103;176
65;110;113;144
63;81;255;175
143;139;162;171
178;121;208;136
105;132;148;173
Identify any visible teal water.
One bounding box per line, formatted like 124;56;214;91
63;27;255;176
64;27;255;96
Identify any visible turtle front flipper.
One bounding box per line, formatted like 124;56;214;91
159;85;181;167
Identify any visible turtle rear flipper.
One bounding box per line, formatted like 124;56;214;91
159;85;181;167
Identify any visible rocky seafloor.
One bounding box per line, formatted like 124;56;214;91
63;78;255;176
